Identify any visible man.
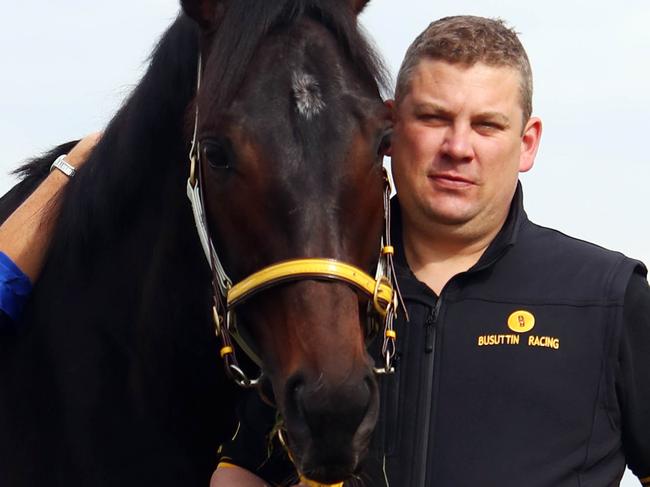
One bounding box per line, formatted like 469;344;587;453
212;16;650;486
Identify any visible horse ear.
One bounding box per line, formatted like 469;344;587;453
351;0;371;15
181;0;225;29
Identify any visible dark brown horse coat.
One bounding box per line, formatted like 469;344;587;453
0;1;390;485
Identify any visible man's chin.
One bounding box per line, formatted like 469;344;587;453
421;200;478;228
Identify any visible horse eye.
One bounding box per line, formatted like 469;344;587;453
201;139;232;170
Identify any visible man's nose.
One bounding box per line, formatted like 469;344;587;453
440;124;474;161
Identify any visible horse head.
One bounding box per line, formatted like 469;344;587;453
181;0;392;482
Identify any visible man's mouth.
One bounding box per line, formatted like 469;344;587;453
428;172;475;188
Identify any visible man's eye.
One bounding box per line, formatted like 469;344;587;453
475;121;503;131
201;138;233;170
418;114;448;124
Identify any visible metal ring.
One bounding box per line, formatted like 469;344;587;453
373;341;396;375
373;276;392;317
228;363;261;388
373;365;395;375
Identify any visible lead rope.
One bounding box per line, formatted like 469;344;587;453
373;170;408;375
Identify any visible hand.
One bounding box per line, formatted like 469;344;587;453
210;464;271;486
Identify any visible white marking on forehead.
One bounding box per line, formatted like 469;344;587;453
292;72;325;119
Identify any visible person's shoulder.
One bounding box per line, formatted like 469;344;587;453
521;219;642;268
625;270;650;309
509;220;646;302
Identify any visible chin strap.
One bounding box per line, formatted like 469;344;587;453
299;478;344;487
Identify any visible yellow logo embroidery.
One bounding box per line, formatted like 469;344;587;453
477;310;560;350
507;310;535;333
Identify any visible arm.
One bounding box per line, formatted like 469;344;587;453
617;269;650;485
0;132;101;282
0;133;100;328
210;464;271;487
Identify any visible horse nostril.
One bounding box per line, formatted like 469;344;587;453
300;374;373;440
282;369;377;478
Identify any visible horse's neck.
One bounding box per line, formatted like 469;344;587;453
37;14;209;320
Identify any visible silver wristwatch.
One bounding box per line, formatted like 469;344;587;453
50;154;77;178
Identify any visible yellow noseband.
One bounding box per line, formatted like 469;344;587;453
227;258;394;316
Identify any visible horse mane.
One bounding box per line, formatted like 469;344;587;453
202;0;390;116
22;14;201;268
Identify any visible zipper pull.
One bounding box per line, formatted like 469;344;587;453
424;299;442;353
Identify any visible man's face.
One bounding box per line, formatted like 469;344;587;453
391;59;540;237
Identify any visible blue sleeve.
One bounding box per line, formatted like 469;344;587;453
0;251;33;322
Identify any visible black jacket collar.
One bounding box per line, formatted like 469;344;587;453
391;182;527;296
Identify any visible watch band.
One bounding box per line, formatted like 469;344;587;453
50;154;77;178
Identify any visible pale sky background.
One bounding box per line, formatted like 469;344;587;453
0;1;647;484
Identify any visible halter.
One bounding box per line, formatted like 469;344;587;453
186;55;405;388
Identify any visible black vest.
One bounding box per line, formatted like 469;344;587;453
367;185;646;487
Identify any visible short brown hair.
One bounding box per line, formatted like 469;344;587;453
395;16;533;123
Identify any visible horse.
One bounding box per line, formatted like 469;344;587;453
0;0;395;485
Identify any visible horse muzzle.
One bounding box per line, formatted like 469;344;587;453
279;366;379;484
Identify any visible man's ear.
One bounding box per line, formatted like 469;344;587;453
181;0;225;29
381;99;395;157
351;0;371;15
519;117;542;173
